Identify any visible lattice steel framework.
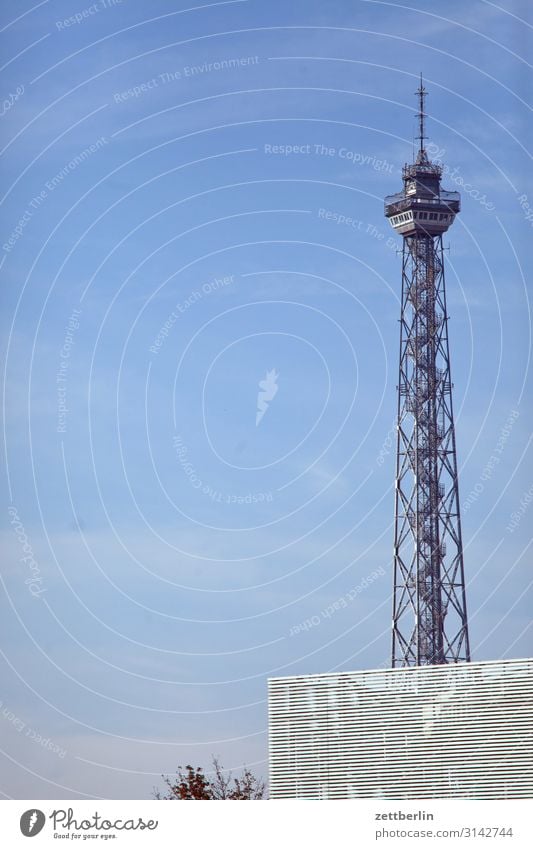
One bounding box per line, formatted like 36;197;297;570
385;78;471;666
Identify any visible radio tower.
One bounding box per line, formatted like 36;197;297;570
384;76;471;667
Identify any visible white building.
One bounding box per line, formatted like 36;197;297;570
268;657;533;798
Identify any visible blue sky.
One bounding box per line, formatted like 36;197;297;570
1;0;532;799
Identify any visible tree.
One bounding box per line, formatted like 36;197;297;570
156;757;266;800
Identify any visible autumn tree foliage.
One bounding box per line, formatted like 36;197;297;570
156;757;266;800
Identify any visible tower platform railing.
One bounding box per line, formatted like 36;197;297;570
384;191;460;216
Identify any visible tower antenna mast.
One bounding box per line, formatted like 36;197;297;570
416;73;427;159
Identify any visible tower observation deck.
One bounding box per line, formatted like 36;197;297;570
385;78;470;667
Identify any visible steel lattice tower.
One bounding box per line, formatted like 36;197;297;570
384;78;471;667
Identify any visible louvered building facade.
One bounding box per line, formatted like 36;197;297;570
268;658;533;799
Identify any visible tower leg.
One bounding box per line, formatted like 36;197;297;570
392;234;470;667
